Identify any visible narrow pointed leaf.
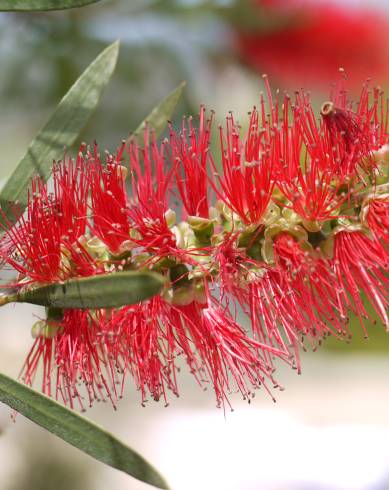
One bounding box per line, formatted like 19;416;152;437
15;271;165;309
128;81;186;145
0;41;119;227
0;373;170;489
0;0;101;10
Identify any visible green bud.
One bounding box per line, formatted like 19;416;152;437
172;222;192;249
281;207;302;225
163;286;194;306
31;320;46;339
78;235;109;262
31;320;62;339
187;216;214;243
302;219;322;233
165;209;176;228
264;220;308;242
193;280;207;304
262;202;281;225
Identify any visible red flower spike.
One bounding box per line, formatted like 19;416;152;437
274;92;348;222
52;154;89;243
274;82;388;221
90;142;131;253
212;107;274;225
0;156;90;283
21;310;121;410
333;230;389;333
213;234;300;369
293;81;382;177
101;294;286;409
366;196;389;249
108;299;180;406
1;76;388;412
170;106;213;218
213;232;249;299
246;235;348;370
273;233;346;335
319;80;383;174
249;273;303;371
182;303;281;408
4;181;64;282
127;127;178;258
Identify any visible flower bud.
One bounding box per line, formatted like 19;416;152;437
187;216;214;243
31;320;62;339
165;209;176;228
163;286;194;306
78;235;109;261
193;280;207;305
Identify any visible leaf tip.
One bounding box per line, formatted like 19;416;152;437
107;39;120;60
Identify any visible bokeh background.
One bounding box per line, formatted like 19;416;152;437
1;0;389;489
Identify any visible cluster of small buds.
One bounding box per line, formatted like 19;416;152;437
0;76;388;411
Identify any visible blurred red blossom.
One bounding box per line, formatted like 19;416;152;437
234;0;389;91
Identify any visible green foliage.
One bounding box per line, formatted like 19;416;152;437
0;0;101;10
0;41;119;228
15;271;166;308
0;373;170;489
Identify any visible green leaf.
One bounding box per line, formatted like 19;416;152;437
0;41;119;228
13;271;166;309
0;0;101;10
128;81;186;145
0;373;170;489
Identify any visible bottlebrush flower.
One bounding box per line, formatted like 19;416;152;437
0;154;91;284
211;103;274;225
100;296;284;409
170;105;213;219
233;0;389;91
22;309;120;411
89;141;131;254
362;194;389;248
0;77;388;411
274;78;386;222
332;229;389;334
127;127;179;260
